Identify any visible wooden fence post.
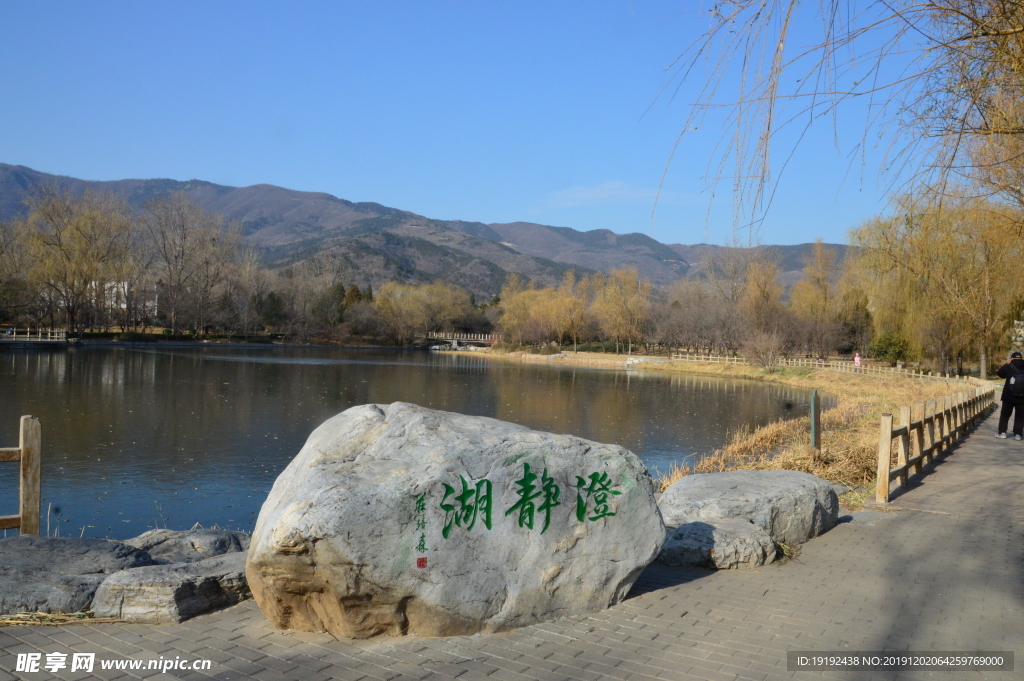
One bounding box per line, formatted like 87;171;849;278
955;392;964;435
19;416;41;535
897;406;911;487
912;402;925;473
924;399;936;462
948;393;957;437
877;413;894;503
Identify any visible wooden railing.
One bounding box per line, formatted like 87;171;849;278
671;352;746;364
1;328;67;342
670;352;973;384
0;416;41;534
875;384;995;503
426;332;502;342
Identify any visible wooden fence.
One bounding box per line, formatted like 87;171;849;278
0;416;41;535
670;352;973;384
426;332;502;343
1;328;67;342
875;384;995;503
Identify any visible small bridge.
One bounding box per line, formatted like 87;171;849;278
425;332;501;350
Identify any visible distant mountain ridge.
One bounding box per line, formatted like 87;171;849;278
0;163;849;296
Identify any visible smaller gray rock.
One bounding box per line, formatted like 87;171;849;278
124;528;250;564
658;470;839;544
657;520;777;569
92;552;250;623
0;536;156;615
0;569;105;615
0;536;155;574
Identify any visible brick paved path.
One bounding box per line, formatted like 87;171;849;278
2;412;1021;681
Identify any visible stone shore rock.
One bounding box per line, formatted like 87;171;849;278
92;552;250;623
0;536;156;614
656;519;777;569
124;528;250;564
658;470;839;545
247;402;665;639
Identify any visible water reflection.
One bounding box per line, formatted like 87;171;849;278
0;347;825;539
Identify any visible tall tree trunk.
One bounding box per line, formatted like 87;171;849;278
980;346;988;380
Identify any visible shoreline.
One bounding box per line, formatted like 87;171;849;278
455;348;983;509
0;339;413;351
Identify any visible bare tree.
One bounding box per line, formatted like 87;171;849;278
740;251;784;335
593;268;652;355
790;240;842;358
559;271;592;352
145;193;226;334
22;187;135;334
0;220;31;324
744;330;787;373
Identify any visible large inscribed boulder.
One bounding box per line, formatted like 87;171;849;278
247;402;664;639
658;470;839;544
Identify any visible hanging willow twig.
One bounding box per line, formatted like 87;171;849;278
656;0;1024;235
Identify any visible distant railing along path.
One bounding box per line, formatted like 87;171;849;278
426;332;501;345
1;328;68;342
670;352;975;384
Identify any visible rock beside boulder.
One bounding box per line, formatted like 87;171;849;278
658;470;839;545
657;519;777;569
0;536;156;614
92;552;250;623
0;569;106;615
124;528;250;564
247;402;665;639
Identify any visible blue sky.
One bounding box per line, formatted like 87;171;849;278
0;1;891;246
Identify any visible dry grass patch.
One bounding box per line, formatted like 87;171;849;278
0;611;124;626
652;362;975;492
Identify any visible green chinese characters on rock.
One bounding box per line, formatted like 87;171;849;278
574;471;622;521
439;476;493;537
433;463;624;539
504;462;561;533
412;492;428;554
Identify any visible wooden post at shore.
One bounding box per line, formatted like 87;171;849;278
810;389;821;450
0;416;41;535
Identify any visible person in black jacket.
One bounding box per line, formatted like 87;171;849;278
995;351;1024;439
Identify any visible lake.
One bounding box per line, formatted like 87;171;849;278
0;346;820;539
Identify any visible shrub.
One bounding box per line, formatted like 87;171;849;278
115;331;153;342
869;331;910;363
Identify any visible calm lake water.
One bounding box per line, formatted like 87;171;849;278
0;346;822;539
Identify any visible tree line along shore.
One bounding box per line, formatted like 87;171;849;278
1;188;1022;379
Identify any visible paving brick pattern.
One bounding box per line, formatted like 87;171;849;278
2;413;1021;681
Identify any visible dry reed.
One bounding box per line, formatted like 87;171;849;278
0;611;125;626
653;362;982;492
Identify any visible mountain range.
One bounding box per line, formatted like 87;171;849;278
0;163;849;297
